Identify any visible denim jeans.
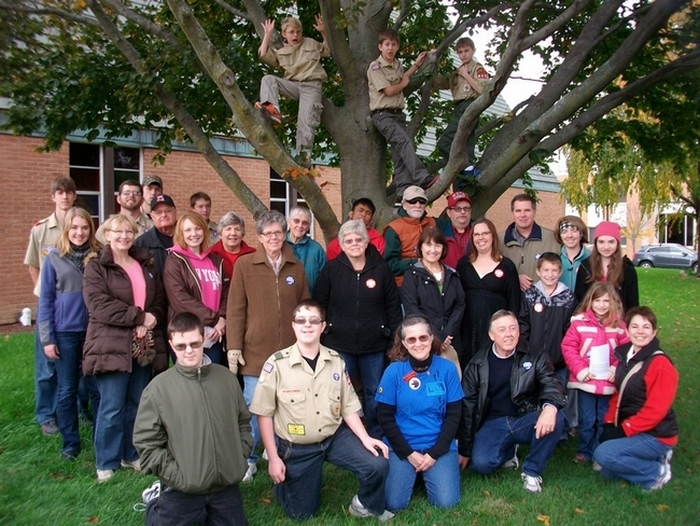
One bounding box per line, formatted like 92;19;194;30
35;324;57;425
53;332;85;454
339;351;385;439
594;433;672;489
577;391;610;460
93;361;151;470
204;340;224;366
385;448;460;510
274;424;389;519
242;375;260;464
146;484;248;526
471;410;564;477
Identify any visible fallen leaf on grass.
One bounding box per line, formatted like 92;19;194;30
261;498;271;505
575;507;585;514
537;514;550;526
657;504;670;512
481;490;491;498
88;517;99;524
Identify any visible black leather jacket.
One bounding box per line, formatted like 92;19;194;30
457;340;566;457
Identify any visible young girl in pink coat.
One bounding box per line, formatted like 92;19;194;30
561;282;629;463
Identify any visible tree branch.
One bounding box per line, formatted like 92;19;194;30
97;0;183;50
0;1;100;27
211;0;250;22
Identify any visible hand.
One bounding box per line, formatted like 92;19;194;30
262;19;275;37
458;63;473;79
414;453;436;472
415;51;429;68
267;455;286;484
44;344;59;360
143;312;157;330
534;405;558;439
440;336;453;352
209;317;226;342
362;437;389;459
135;325;148;339
458;455;471;469
606;370;616;382
519;274;533;291
313;13;325;35
407;451;424;470
227;349;246;374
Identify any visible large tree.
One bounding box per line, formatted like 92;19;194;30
1;0;698;238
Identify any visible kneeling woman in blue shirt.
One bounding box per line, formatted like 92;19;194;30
376;316;464;511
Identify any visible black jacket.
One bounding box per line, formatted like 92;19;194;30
401;261;465;347
134;227;172;279
574;256;639;311
313;245;402;355
457;340;566;457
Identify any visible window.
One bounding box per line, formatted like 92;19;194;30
269;168;315;238
69;142;142;224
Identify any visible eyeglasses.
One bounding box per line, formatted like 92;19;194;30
403;334;431;345
110;229;135;237
472;231;491;238
405;198;427;205
172;341;204;352
120;191;142;196
293;317;324;325
260;230;285;239
450;206;471;214
151;207;175;216
343;236;366;245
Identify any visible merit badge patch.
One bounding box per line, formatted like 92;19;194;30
366;278;377;289
409;377;421;390
476;67;488;80
285;276;295;285
494;269;504;278
522;361;533;371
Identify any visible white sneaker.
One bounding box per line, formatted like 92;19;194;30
661;449;673;480
96;469;114;483
503;445;519;470
347;495;394;521
262;449;269;461
242;462;257;483
121;458;141;472
142;480;161;504
521;472;542;493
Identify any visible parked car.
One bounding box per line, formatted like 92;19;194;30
632;243;698;273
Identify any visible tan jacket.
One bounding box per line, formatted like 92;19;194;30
260;37;329;82
226;243;309;376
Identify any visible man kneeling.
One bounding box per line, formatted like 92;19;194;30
458;310;566;493
250;299;393;520
134;312;252;525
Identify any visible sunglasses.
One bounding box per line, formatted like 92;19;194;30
403;334;431;345
405;198;427;205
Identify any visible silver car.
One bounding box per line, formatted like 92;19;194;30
632;243;698;273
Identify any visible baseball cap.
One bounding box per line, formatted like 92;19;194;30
447;191;471;208
402;186;428;202
150;194;176;210
143;175;163;188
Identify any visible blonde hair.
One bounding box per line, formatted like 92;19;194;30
281;16;302;33
173;211;211;252
102;213;139;244
576;281;623;328
56;207;101;257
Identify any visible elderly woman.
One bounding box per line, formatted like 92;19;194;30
457;218;520;366
286;206;326;294
210;211;255;279
227;210;309;482
376;316;463;510
555;215;591;290
83;214;167;482
163;211;229;365
575;221;639;312
594;306;678;490
401;226;465;357
38;207;101;460
313;220;402;439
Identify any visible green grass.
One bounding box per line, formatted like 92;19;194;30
1;268;698;525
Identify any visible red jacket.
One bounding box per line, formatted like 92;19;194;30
326;227;385;261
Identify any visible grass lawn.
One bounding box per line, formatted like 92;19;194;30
1;268;698;525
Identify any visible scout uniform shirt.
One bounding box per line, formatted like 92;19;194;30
448;61;489;101
260;37;330;82
367;55;405;112
24;212;62;297
250;343;362;444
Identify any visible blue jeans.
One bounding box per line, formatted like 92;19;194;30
204;340;224;366
577;391;610;460
53;332;85;454
146;484;248;526
594;434;672;489
35;324;57;425
385;448;460;510
242;375;260;464
93;361;151;470
274;424;389;519
471;410;564;477
339;351;385;439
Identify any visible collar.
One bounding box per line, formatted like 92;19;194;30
503;222;543;244
376;54;398;68
174;354;213;378
491;343;516;360
287;343;332;368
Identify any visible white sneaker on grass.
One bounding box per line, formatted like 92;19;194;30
521;472;543;493
142;480;161;504
96;469;114;483
347;495;394;521
121;458;141;471
242;461;257;483
503;445;519;470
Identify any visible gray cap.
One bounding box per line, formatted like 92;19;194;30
143;175;163;188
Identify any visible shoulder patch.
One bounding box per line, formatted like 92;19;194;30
273;351;286;361
371;62;381;70
476;67;489;80
263;362;274;373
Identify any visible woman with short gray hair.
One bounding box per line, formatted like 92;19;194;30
286;206;325;294
211;211;255;279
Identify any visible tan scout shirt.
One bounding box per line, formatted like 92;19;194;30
260;37;330;82
367;55;405;111
95;212;154;245
250;343;362;444
24;213;61;297
449;60;489;101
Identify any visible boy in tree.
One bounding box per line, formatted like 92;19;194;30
367;28;438;199
257;15;329;168
435;37;489;190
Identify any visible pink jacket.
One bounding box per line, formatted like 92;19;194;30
561;310;629;395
